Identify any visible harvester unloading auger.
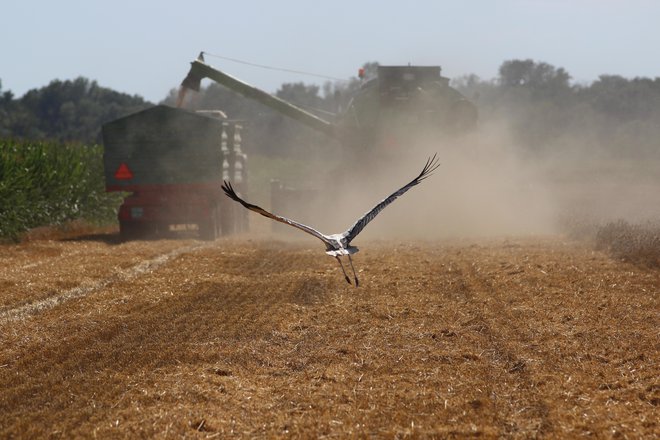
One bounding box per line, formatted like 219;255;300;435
180;52;477;153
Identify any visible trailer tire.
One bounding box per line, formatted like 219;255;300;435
219;203;234;236
120;221;144;241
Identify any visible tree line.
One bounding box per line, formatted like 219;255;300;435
453;60;660;158
165;58;660;159
0;78;150;143
1;59;659;158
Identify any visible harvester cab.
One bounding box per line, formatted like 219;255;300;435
342;65;478;150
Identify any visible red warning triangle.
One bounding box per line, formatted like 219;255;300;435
114;163;134;180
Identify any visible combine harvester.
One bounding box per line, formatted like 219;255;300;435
180;52;477;155
178;53;477;230
102;106;247;241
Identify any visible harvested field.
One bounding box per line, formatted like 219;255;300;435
0;231;658;438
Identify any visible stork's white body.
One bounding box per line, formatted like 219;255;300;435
324;234;359;257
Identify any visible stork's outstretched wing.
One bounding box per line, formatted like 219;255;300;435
342;154;440;243
222;181;334;246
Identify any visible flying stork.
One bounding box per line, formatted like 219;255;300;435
221;154;440;287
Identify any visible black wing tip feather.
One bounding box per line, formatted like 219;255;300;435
221;180;240;202
221;179;231;194
416;153;441;183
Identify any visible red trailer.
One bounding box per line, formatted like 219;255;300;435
102;105;247;241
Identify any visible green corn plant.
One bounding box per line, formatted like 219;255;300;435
0;139;123;241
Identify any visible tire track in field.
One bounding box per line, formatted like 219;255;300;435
449;248;553;437
15;248;84;271
176;246;332;341
0;241;213;324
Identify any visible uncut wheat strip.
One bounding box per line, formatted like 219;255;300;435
0;241;214;324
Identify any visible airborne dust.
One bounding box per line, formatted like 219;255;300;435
256;117;660;243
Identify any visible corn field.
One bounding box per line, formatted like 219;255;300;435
0;140;122;240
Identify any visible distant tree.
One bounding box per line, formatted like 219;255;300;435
452;59;660;157
275;82;322;109
451;74;497;107
584;75;660;120
0;80;11;137
499;59;571;90
3;77;150;144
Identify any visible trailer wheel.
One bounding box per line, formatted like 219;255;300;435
215;206;223;237
119;221;145;241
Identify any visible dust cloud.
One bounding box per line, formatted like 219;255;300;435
323;127;555;240
264;119;660;242
173;70;659;242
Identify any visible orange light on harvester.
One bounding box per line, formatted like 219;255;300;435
114;163;134;180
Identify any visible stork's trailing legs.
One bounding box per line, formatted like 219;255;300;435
335;256;352;285
348;254;359;287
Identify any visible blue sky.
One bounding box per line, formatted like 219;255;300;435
1;0;658;102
